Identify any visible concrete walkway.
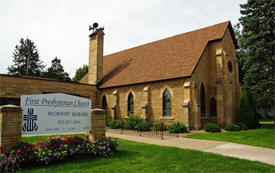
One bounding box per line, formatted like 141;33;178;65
106;132;275;166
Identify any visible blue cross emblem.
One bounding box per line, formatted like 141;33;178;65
22;108;38;132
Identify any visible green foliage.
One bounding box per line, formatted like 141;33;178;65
153;122;167;131
237;92;260;129
109;120;123;129
42;57;71;81
225;123;241;131
237;122;248;130
123;115;142;130
238;122;248;130
168;123;187;133
135;122;151;131
8;38;45;76
72;65;88;82
203;123;221;133
236;0;275;109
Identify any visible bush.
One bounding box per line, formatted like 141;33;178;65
153;122;167;131
0;136;120;172
203;123;221;132
135;122;151;131
237;122;248;130
168;123;187;133
11;142;37;164
122;121;132;130
237;92;260;129
122;115;143;130
0;150;20;172
127;115;143;130
225;123;241;131
109;120;123;129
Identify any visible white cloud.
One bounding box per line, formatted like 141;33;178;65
0;0;246;77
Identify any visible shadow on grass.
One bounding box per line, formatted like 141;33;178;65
260;124;274;129
20;149;136;172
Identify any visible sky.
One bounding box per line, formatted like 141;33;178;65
0;0;246;78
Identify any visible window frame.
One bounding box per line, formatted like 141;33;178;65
162;89;172;117
127;93;134;115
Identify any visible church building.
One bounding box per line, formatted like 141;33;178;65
0;21;242;129
80;21;242;129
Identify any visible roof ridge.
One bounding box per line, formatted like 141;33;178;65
104;21;230;58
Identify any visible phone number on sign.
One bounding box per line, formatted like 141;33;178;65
57;120;81;125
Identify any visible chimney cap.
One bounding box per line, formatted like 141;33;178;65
89;27;104;37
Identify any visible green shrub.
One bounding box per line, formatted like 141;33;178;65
237;92;260;129
153;122;167;131
237;122;248;130
135;122;151;131
225;123;240;131
109;120;123;129
203;123;221;132
168;123;187;133
124;115;142;130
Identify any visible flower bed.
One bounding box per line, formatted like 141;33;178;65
0;136;119;172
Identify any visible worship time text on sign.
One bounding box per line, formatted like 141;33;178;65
20;93;91;135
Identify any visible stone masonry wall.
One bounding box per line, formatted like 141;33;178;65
99;78;189;125
0;75;97;108
0;105;22;149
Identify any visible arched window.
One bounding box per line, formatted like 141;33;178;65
200;83;206;117
228;61;233;73
102;95;107;110
210;97;217;117
163;89;171;117
127;93;134;115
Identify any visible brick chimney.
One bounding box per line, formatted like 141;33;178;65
88;28;104;85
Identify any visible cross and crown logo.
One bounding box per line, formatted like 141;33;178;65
22;108;38;132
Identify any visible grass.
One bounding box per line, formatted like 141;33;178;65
259;118;274;123
185;124;275;149
18;134;275;173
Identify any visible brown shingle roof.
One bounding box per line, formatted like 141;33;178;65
81;21;236;88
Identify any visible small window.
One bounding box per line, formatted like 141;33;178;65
127;93;134;115
163;89;172;117
228;61;233;73
210;97;217;117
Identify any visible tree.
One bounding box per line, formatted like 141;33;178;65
237;92;260;129
42;57;71;81
72;65;88;82
237;0;274;110
8;38;45;76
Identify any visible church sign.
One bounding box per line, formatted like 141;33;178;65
20;93;91;135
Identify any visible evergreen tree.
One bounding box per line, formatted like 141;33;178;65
72;65;88;82
42;57;71;81
8;38;45;76
238;0;275;109
237;92;260;129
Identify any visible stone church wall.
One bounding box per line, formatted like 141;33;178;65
98;78;189;125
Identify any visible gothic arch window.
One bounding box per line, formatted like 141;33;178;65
102;95;107;110
210;97;217;117
163;89;172;117
228;61;233;73
200;83;206;117
127;93;134;115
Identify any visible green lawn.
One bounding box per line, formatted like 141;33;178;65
18;134;275;173
185;124;275;149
